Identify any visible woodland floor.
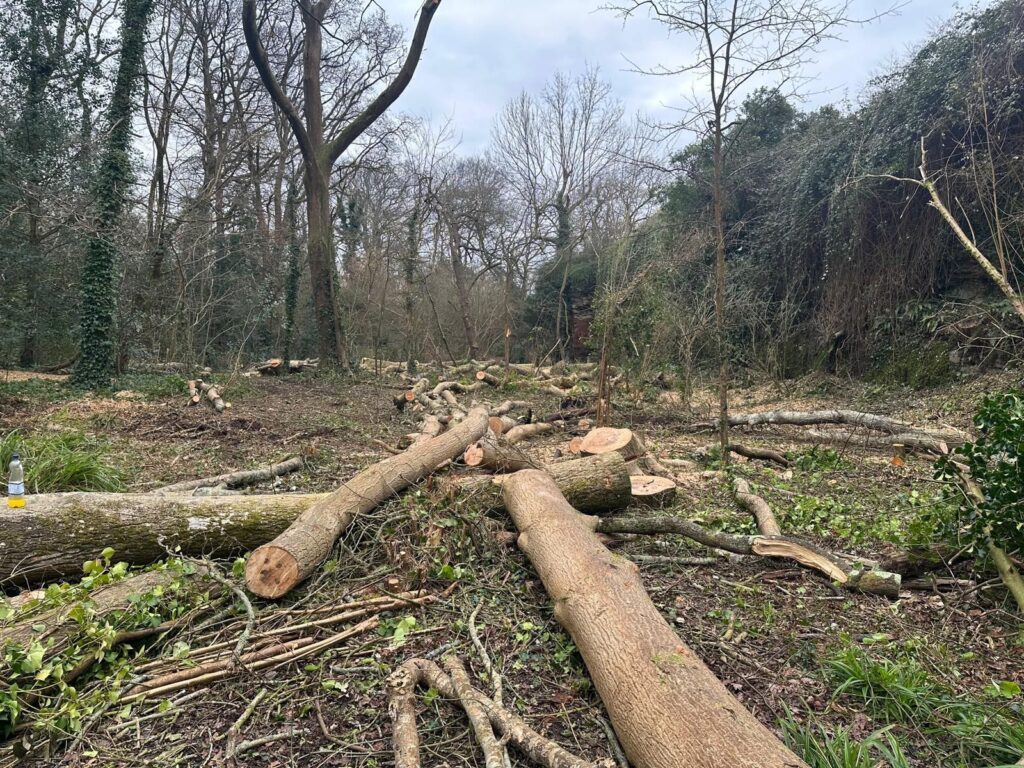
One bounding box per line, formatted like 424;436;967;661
1;368;1022;767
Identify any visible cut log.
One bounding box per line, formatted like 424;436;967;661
476;370;500;387
629;475;676;507
491;400;530;417
0;493;326;585
198;380;227;412
443;453;631;516
464;435;537;472
187;380;201;406
728;444;789;467
732;477;782;536
505;422;554;445
502;471;809;768
487;415;517;436
596;516;901;598
579;428;645;461
710;409;967;445
150;456;304;495
567;437;584;455
804;429;949;455
255;357;319;375
245;408;489;598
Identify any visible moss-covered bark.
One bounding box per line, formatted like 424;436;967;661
72;0;154;388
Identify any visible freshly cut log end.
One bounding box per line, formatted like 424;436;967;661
464;441;486;467
629;475;676;507
476;370;500;387
245;545;301;599
567;437;584;455
579;427;644;461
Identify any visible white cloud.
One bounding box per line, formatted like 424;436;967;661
376;0;967;152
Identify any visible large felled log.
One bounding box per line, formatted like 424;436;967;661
443;453;631;515
150;456;304;495
256;358;319;375
596;516;901;597
0;492;326;584
579;428;645;461
245;407;489;598
502;471;809;768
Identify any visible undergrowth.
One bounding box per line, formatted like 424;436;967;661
0;430;124;493
823;644;1024;766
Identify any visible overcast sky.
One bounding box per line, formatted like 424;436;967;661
374;0;971;153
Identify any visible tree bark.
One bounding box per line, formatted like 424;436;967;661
0;493;325;585
595;516;901;597
442;453;631;515
502;471;807;768
245;407;488;598
150;456;303;495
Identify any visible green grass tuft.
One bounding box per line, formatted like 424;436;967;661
0;430;125;493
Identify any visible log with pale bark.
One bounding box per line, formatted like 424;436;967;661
255;358;320;375
198;380;227;412
245;407;489;598
505;422;555;444
390;656;606;768
0;492;326;584
150;456;304;495
803;429;950;455
442;453;632;515
732;477;782;536
596;516;901;597
579;428;646;461
502;470;810;768
187;380;201;406
691;409;968;446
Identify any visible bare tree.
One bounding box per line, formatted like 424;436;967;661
492;68;626;362
242;0;442;367
610;0;869;462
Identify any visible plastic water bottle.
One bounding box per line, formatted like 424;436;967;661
7;454;24;508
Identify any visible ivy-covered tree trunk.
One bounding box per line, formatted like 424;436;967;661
282;183;302;364
72;0;154;389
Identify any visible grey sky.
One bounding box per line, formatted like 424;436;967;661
375;0;970;153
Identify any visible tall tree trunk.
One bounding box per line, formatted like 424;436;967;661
72;0;154;389
551;197;573;362
283;183;303;363
712;118;730;466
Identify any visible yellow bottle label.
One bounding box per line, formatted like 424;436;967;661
7;498;25;508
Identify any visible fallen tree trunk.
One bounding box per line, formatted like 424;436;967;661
150;456;304;495
505;422;554;444
803;429;950;455
464;435;538;472
245;407;489;598
443;453;631;515
696;409;967;445
596;516;901;597
502;470;809;768
728;444;789;467
0;492;326;584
